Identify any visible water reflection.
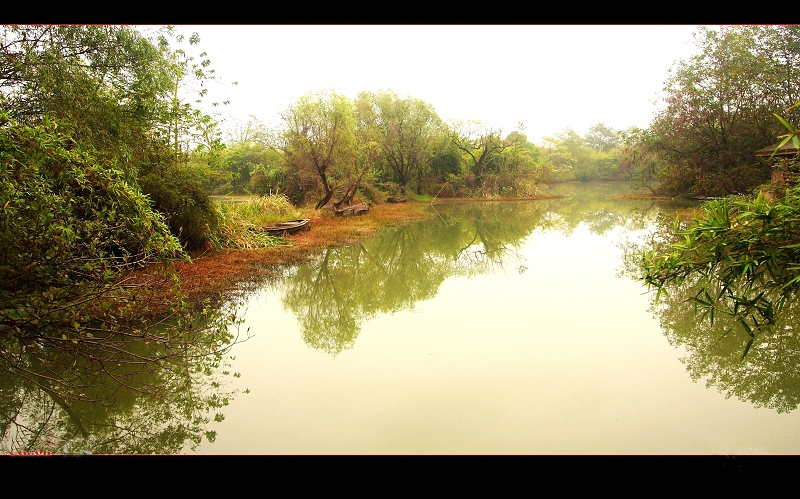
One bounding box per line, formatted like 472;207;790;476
282;201;552;354
0;295;246;454
544;181;691;236
621;204;800;413
281;182;687;356
652;277;800;413
283;182;800;414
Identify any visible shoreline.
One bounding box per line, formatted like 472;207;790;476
160;191;649;304
169;201;435;304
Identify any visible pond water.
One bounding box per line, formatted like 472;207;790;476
189;182;800;454
7;182;800;454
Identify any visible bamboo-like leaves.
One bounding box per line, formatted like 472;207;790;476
771;102;800;157
639;183;800;359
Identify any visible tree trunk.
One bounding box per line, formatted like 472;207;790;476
315;172;334;210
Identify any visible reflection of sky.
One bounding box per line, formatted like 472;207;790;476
194;212;800;455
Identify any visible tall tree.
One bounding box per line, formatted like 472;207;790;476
646;25;800;195
279;91;357;209
359;90;440;195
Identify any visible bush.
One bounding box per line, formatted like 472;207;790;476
138;161;220;250
357;181;383;204
0;113;185;346
0;113;184;293
639;186;800;358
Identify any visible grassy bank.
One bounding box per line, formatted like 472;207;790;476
138;192;571;306
165;200;434;304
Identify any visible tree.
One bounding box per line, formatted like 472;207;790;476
541;128;589;181
451;121;517;190
359;90;441;195
0;112;228;398
620;126;664;194
280;91;357;209
489;131;543;196
646;26;800;196
156;26;229;165
584;123;619;152
278;91;382;210
639;105;800;359
0;25;174;175
0;25;227;248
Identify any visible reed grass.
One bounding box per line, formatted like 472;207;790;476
212;194;300;249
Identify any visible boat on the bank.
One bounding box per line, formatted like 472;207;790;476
264;219;310;236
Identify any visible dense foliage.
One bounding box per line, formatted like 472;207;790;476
0;112;183;284
541;125;626;183
636;27;800;358
640;186;800;358
0;25;225;248
630;26;800;196
0;26;248;452
0;112;238;411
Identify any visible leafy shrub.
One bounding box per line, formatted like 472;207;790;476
0;113;183;292
138;161;220;250
640;187;800;358
0;112;185;353
356;181;382;204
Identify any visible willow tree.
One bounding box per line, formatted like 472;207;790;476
359;90;441;195
279;91;382;210
279;91;356;209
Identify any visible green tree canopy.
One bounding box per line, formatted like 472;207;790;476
358;90;441;195
279;91;358;209
645;26;800;196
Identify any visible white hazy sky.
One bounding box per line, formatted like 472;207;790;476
165;25;706;144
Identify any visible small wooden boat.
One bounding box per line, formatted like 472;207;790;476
263;219;310;236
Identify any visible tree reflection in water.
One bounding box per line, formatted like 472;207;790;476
281;184;694;356
648;277;800;413
0;295;248;454
282;201;552;355
288;180;800;415
622;207;800;413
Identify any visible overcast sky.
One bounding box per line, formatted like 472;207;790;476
166;25;705;144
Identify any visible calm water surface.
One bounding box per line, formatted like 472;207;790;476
193;182;800;454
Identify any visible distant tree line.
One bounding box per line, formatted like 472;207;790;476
211;92;631;207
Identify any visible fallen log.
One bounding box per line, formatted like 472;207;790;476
334;202;369;217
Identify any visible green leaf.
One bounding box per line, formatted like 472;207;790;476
740;320;754;337
773;113;796;133
741;338;754;359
